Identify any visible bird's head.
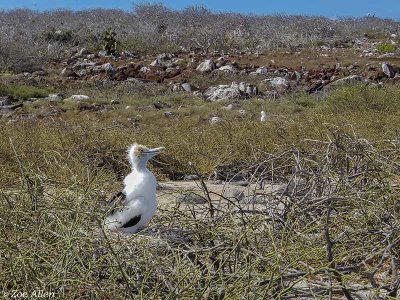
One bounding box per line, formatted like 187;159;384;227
128;143;165;169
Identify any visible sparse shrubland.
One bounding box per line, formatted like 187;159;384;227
0;3;399;297
0;84;52;100
1;85;399;298
0;5;399;71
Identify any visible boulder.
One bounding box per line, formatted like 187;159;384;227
256;67;268;75
75;48;90;58
204;84;242;101
67;95;90;101
153;101;171;110
61;68;78;78
150;59;162;67
204;82;257;101
172;83;184;92
47;94;63;102
223;103;240;110
327;75;368;88
218;65;237;73
382;62;398;78
140;66;150;73
196;59;215;73
71;61;97;72
267;77;288;88
0;96;13;106
261;77;289;92
165;67;181;78
181;83;193;93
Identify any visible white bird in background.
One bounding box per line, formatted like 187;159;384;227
105;144;165;234
260;111;267;122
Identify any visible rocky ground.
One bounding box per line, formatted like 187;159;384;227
1;35;400;119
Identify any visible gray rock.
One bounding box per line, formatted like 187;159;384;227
66;95;90;101
177;192;206;204
209;116;224;124
0;103;23;111
378;53;396;59
223;103;240;110
263;77;289;90
382;62;397;78
0;96;13;106
172;83;184;92
98;50;108;57
47;94;63;102
183;175;199;181
75;69;89;77
164;111;174;118
256;67;268;75
223;187;245;201
218;65;237;73
60;68;77;77
72;61;97;71
204;83;242;101
328;75;368;87
192;91;203;97
157;53;173;60
140;66;150;73
150;59;162;66
230;181;250;187
196;59;215;73
153;101;170;109
181;83;193;92
126;78;143;84
294;71;302;81
102;63;114;74
204;82;257;101
76;48;90;57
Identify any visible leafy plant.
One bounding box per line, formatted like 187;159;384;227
103;27;118;54
376;43;397;53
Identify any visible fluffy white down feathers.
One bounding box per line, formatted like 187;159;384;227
105;144;165;234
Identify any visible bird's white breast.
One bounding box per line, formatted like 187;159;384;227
123;170;157;198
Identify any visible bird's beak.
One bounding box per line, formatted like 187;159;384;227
144;147;165;158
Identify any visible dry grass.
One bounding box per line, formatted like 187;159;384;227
0;85;400;299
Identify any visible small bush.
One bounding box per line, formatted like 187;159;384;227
0;84;51;100
376;43;397;53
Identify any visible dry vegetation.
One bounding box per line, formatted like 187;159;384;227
1;83;400;299
0;5;400;71
0;4;400;299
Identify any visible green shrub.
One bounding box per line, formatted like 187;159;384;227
0;84;52;100
103;27;118;54
376;43;396;53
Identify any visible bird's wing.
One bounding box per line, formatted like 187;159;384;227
121;214;142;228
107;190;127;215
109;196;144;230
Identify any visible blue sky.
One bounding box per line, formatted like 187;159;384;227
0;0;399;19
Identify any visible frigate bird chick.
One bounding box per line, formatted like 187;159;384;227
105;143;165;234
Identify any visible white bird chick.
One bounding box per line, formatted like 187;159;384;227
260;111;267;122
105;143;165;234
